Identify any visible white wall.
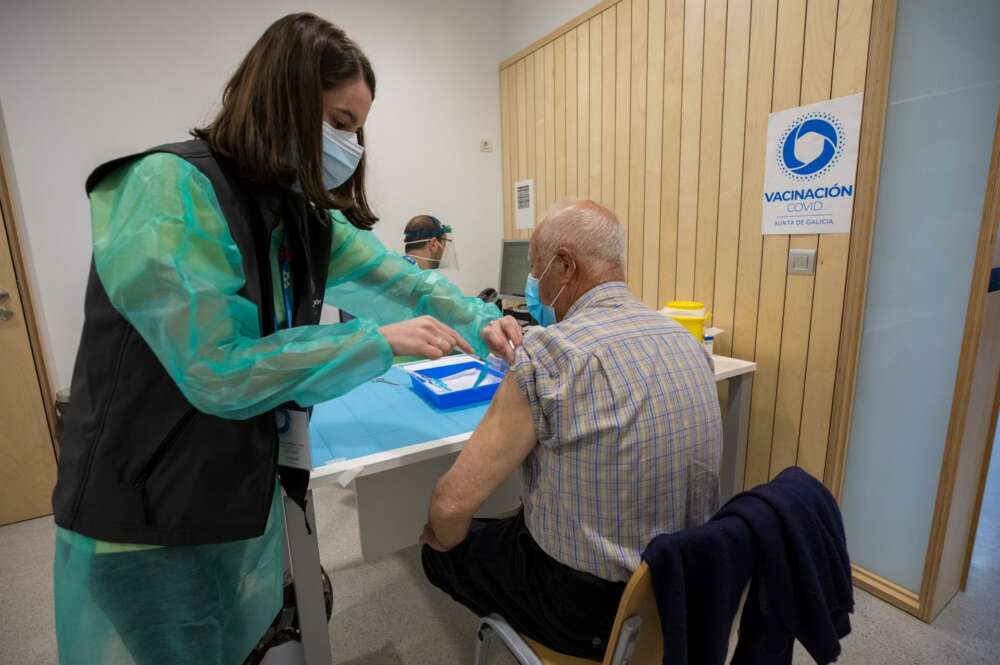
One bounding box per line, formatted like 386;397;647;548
0;0;505;389
502;0;598;59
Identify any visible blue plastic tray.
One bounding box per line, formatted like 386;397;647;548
407;360;505;409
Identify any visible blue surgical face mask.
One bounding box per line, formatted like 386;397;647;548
321;122;365;190
524;256;566;327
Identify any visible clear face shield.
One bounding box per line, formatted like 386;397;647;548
403;234;459;270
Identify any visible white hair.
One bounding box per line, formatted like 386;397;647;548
534;199;626;270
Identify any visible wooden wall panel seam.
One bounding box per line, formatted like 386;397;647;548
602;7;618;209
735;0;779;488
656;0;683;307
773;0;839;478
712;0;752;359
566;29;579;200
627;0;649;298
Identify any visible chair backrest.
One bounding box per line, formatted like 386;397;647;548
602;562;662;665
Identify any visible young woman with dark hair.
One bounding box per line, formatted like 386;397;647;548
51;13;522;665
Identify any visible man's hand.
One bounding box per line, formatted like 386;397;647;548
420;502;473;552
480;315;524;363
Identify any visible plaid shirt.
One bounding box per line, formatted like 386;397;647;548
512;281;722;581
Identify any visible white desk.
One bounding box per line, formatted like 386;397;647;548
283;354;756;665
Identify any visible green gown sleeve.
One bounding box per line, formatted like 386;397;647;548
323;211;500;359
90;153;393;420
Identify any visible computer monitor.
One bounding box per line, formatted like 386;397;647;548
498;239;531;299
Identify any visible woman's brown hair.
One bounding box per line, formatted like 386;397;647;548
193;13;378;229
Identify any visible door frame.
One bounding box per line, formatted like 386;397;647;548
920;104;1000;620
961;370;1000;590
0;100;57;451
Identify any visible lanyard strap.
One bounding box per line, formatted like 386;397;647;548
277;229;295;331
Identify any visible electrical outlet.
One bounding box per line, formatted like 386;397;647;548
480;139;494;153
787;248;816;276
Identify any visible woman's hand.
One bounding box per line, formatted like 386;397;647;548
480;315;524;363
379;316;474;359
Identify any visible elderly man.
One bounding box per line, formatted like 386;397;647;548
420;200;722;659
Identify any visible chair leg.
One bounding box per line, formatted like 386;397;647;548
476;615;544;665
474;624;493;665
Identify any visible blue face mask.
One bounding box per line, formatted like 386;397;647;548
321;122;365;190
524;256;565;327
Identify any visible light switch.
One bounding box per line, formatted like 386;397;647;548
788;248;816;276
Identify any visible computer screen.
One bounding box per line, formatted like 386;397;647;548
498;240;531;298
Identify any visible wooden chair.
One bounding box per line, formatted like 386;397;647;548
473;561;662;665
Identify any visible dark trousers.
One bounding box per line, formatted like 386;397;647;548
421;511;626;661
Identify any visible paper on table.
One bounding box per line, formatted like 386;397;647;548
420;368;502;393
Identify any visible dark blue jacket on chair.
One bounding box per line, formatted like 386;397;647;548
642;466;853;665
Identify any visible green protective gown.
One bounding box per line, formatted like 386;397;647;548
54;153;499;665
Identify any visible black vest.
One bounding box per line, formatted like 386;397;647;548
52;140;332;545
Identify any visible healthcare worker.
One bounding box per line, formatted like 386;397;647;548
402;214;456;269
51;13;522;665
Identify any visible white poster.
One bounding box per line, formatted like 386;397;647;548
762;92;863;235
514;179;535;230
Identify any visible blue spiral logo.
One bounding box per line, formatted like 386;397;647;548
276;409;291;434
777;112;844;181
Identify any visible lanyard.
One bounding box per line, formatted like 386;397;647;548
277;229;294;331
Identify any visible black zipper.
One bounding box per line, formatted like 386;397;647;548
68;327;133;528
131;408;197;524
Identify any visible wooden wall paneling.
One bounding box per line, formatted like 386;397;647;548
731;0;778;364
733;0;778;487
590;17;604;202
524;53;536;241
770;0;839;478
578;24;591;199
744;0;802;488
516;58;529;230
566;29;579;200
497;0;886;494
796;0;881;478
554;38;567;201
602;7;617;209
534;51;547;228
641;0;666;309
628;0;649;298
674;0;705;301
501;67;514;238
798;0;872;482
544;43;557;215
694;0;728;312
502;0;622;69
510;65;522;236
615;0;633;285
656;0;684;307
712;0;752;357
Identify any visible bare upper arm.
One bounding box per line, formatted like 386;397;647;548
433;374;538;515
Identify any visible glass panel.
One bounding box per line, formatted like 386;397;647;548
840;0;1000;593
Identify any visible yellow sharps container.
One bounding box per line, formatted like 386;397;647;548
661;300;709;341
